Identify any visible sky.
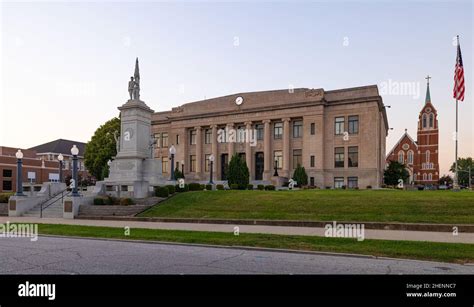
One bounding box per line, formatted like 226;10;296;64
0;0;472;176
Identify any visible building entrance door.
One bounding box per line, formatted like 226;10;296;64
255;152;264;180
221;154;229;180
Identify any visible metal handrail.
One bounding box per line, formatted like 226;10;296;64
39;188;69;218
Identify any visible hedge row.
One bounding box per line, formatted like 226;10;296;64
93;196;134;206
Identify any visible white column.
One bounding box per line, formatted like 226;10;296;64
211;125;218;179
263;119;271;180
282;118;291;178
195;126;202;179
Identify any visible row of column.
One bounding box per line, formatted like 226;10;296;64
190;118;292;180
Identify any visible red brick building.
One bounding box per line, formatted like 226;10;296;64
0;139;89;194
386;78;439;186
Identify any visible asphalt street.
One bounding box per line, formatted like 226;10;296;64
1;236;473;274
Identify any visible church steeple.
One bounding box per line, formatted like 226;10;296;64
425;75;431;104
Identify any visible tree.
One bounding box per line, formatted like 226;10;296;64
84;117;120;180
438;175;453;186
227;154;249;189
450;157;473;186
383;161;409;186
174;167;184;179
292;164;308;187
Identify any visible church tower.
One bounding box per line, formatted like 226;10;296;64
414;76;439;185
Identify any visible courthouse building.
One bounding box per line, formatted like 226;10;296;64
152;85;389;189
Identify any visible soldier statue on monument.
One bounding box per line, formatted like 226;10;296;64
127;58;141;100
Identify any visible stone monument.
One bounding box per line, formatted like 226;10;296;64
104;58;166;198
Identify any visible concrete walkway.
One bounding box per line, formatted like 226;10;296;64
0;216;473;244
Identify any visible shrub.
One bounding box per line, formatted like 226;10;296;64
199;184;205;191
188;183;201;191
93;197;105;205
216;184;224;190
247;184;254;190
176;184;189;193
0;193;13;203
230;183;239;190
227;154;249;189
120;198;134;206
154;186;169;198
205;184;213;191
341;185;346;190
325;186;331;190
105;195;119;205
292;164;308;187
265;185;276;191
174;167;184;179
166;185;176;194
257;184;265;191
366;185;373;189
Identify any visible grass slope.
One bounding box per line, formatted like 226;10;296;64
139;190;474;224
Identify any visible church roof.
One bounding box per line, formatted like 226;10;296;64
386;130;418;158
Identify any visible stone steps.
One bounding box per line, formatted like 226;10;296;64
78;205;152;217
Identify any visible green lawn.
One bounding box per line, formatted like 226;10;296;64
35;223;474;263
139;189;474;224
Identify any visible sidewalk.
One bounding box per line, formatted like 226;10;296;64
1;216;473;244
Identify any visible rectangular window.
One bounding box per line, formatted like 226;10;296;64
293;149;302;168
310;177;315;186
274;151;283;169
335;117;345;135
3;169;12;177
162;133;169;148
205;154;210;172
162;157;169;174
334;147;345;168
348;146;358;168
219;128;227;143
274;122;283;139
255;124;264;140
310;155;315;168
176;134;180;145
190;130;196;145
154;133;161;148
348;115;359;134
348;177;358;189
334;177;345;189
310;123;315;135
205;129;212;144
190;155;196;172
293;120;303;138
2;180;12;191
237;126;245;143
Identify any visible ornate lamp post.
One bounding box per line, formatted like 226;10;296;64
209;154;215;184
57;153;64;183
273;158;279;177
15;150;25;196
169;145;176;181
71;145;80;196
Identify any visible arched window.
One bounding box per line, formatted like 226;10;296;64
428;173;433;181
398;151;405;164
423;173;427;181
422;114;427;128
429;114;434;128
407;150;414;164
426;150;430;163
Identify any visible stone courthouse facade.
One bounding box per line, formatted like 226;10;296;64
152;85;389;188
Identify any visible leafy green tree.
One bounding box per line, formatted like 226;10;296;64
227;154;249;189
383;161;409;186
292;164;308;186
84;117;120;180
438;175;453;186
450;157;474;186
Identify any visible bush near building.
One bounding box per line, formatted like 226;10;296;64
216;184;224;190
155;186;169;198
265;185;276;191
227;154;250;190
188;183;201;191
175;184;189;193
257;184;265;191
0;193;13;203
292;164;308;187
166;185;176;194
205;184;213;191
120;198;134;206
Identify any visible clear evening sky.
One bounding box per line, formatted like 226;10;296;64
0;0;472;176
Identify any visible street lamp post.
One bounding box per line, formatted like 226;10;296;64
169;145;176;181
209;154;215;184
273;159;279;177
58;153;64;183
71;145;80;197
15;150;24;196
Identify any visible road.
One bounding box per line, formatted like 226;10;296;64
0;236;473;274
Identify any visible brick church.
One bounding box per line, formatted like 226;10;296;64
386;77;440;186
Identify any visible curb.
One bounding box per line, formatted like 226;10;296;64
75;216;474;233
